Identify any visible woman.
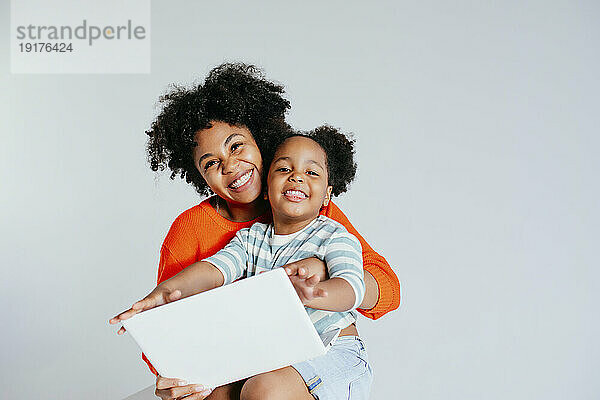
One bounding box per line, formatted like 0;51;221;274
141;63;400;399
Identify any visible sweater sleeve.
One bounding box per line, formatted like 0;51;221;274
325;202;401;319
156;210;200;284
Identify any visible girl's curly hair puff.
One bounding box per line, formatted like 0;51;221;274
269;125;357;197
146;63;291;196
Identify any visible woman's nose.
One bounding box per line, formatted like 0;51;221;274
222;157;239;174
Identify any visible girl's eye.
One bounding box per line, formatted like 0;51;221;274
231;142;243;152
276;167;290;172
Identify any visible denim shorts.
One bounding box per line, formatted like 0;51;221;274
292;336;373;400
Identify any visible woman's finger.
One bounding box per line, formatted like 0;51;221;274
117;326;126;335
179;388;213;399
156;384;206;400
156;375;188;390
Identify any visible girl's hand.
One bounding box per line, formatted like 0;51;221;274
108;286;182;335
288;272;328;305
284;257;328;282
155;375;213;400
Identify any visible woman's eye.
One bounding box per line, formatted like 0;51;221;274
307;170;319;176
204;160;217;170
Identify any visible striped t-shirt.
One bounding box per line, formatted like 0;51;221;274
203;215;365;335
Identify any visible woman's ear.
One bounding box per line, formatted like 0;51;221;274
322;186;333;206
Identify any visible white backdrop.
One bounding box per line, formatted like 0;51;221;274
1;1;599;399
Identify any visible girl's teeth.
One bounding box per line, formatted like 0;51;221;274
286;190;306;198
230;170;252;188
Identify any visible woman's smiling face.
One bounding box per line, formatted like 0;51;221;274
193;121;263;205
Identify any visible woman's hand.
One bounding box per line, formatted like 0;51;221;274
108;285;182;335
155;375;213;400
284;257;328;282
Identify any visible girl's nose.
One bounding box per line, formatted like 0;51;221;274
289;174;303;183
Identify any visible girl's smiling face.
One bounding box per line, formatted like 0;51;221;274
267;136;333;228
193;121;263;206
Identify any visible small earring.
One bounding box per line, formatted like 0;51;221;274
263;192;268;200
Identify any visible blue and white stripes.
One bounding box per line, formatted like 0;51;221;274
203;215;365;334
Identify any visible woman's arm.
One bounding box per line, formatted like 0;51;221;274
156;210;202;285
324;202;401;319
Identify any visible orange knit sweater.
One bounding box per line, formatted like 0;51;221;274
142;197;400;374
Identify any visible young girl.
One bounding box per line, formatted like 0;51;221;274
112;126;373;400
114;63;399;399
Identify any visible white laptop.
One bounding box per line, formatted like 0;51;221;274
122;268;338;388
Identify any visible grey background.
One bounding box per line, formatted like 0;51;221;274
1;1;598;399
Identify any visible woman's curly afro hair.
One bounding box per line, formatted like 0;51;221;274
270;125;357;197
146;62;291;196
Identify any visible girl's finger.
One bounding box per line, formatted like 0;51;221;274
109;308;135;323
117;308;139;321
284;263;299;275
131;298;150;310
315;288;328;298
133;297;160;313
306;274;319;286
168;290;182;302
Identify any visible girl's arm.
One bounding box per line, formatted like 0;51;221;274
160;261;224;298
297;229;365;312
109;261;224;332
114;226;250;329
284;257;379;309
302;277;359;312
324;202;401;319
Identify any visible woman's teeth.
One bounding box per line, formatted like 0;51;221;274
230;170;253;188
285;190;307;199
